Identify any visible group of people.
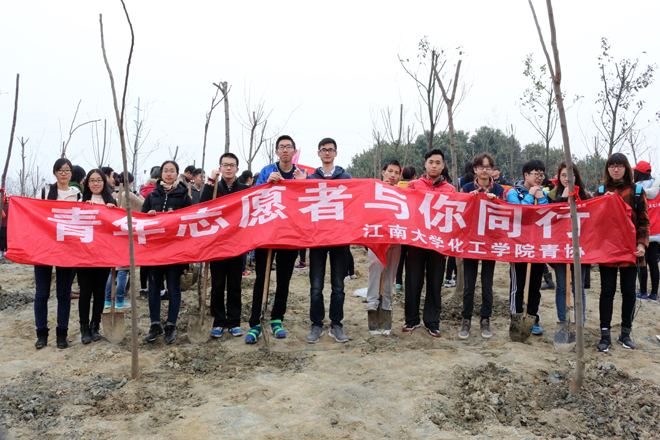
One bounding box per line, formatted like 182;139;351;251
12;134;658;353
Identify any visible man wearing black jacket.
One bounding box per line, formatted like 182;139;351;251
201;153;250;339
305;137;352;344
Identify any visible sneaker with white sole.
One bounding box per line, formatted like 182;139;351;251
480;318;492;339
228;327;243;337
365;302;379;312
458;319;471;339
402;323;421;332
115;301;131;309
104;301;111;308
307;326;324;343
426;327;441;338
329;325;349;343
211;327;224;338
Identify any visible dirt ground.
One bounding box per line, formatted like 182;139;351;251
0;247;659;440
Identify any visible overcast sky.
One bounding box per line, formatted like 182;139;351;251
1;0;659;185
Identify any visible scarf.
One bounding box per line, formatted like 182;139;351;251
473;177;494;193
160;180;179;191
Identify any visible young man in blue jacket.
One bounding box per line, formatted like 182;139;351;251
306;138;352;343
245;135;306;344
507;159;548;336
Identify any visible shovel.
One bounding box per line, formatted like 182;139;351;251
187;179;219;344
554;264;577;351
101;267;126;344
259;249;274;347
368;273;392;335
509;262;536;342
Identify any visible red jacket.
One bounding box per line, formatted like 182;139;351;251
407;175;456;193
141;183;156;198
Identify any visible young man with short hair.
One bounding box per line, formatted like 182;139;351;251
246;135;307;344
404;148;455;338
458;153;505;339
180;165;196;184
492;167;513;187
190;168;204;204
306;138;352;343
507;159;549;336
201;153;250;338
366;160;402;335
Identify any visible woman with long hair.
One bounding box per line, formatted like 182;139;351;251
594;153;649;352
547;161;590;325
142;160;192;344
34;158;81;349
77;169;116;343
633;161;659;301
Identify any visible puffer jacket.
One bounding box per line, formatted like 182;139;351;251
141;181;192;213
407;175;455;193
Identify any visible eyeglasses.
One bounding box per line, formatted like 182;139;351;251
88;179;104;184
56;169;71;175
162;169;178;174
608;164;625;170
476;166;492;171
277;145;295;151
220;163;237;169
319;148;336;154
529;172;545;179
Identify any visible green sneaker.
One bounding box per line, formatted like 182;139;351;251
245;325;261;344
270;320;286;339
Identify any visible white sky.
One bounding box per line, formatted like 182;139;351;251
1;0;659;184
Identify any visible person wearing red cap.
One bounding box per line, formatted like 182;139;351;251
634;161;659;301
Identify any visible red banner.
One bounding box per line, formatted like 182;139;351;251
6;179;637;267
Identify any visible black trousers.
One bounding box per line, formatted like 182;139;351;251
599;265;637;329
78;267;111;326
445;256;456;280
209;256;243;328
639;242;659;296
396;245;408;285
345;247;355;276
404;246;445;330
248;248;298;328
462;258;495;320
510;262;544;321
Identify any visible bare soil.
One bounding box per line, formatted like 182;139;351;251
1;247;659;440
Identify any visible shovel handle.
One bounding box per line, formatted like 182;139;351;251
261;249;273;316
118;183;124;208
110;267;117;315
566;264;571;309
522;262;532;314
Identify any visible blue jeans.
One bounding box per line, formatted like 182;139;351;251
553;263;587;323
309;246;348;328
34;265;73;330
148;265;182;325
105;269;128;303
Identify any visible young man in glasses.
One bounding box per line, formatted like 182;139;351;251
306;138;352;343
246;135;306;344
202;153;250;339
506;159;549;336
458;153;505;339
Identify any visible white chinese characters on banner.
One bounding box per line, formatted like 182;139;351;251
363;224;384;238
113;216;165;244
388;225;407;239
177;206;229;237
477;200;522;238
299;182;352;221
239;186;287;227
536;207;591;239
419;193;466;233
364;182;409;219
47;207;102;243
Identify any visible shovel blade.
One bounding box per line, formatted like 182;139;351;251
101;312;126;344
187;316;214;344
367;310;380;334
376;301;392;335
553;321;576;351
509;313;535;342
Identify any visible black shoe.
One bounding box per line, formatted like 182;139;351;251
35;328;49;349
56;328;68;349
90;322;102;341
540;282;555;290
164;324;177;344
145;323;163;342
160;290;170;301
80;324;92;344
597;329;611;353
617;327;636;350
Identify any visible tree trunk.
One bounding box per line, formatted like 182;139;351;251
223;82;230;153
1;74;19;217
